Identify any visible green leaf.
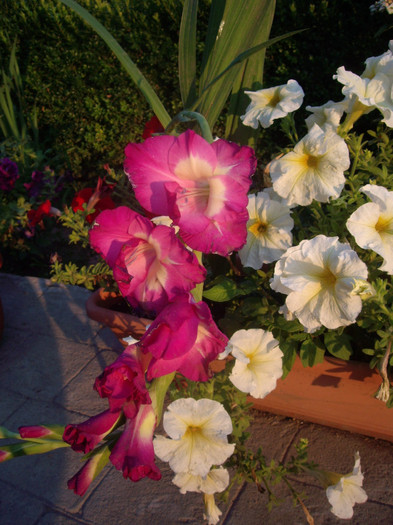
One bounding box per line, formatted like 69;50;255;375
203;275;255;302
280;341;297;379
324;332;353;361
178;0;198;108
299;339;325;367
225;0;276;147
194;1;303;131
59;0;171;127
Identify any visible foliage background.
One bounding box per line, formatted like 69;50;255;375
0;0;392;180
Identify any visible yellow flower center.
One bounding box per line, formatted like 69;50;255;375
320;267;337;288
267;90;281;108
306;155;320;169
375;215;393;233
249;221;269;237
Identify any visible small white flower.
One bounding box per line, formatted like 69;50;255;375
240;79;304;129
334;43;393;127
238;191;293;269
153;398;235;477
305;99;348;131
346;184;393;274
270;124;350;206
228;329;283;399
270;235;368;333
326;452;368;519
173;467;229;495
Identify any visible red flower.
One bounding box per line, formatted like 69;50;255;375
27;199;53;227
142;115;164;140
71;177;115;224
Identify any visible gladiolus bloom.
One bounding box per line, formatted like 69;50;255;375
110;404;161;482
154;398;234;477
124;129;256;255
139;294;228;381
89;206;206;313
63;410;122;454
94;344;151;419
346;184;393;275
240;79;304;129
270;235;368;333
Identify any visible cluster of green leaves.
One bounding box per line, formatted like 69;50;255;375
0;0;187;178
50;260;112;290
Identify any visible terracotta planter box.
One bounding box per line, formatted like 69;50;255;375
85;288;151;345
86;288;393;442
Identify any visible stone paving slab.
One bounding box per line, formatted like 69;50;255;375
1;273;393;524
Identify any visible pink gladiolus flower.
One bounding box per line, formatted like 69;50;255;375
94;344;151;419
89;206;206;313
124;130;256;255
110;404;161;482
139;294;228;381
63;410;122;454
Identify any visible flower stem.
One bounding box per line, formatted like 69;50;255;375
149;372;176;424
165;110;214;143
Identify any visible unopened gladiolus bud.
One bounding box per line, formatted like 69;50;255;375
18;424;65;440
68;445;111;496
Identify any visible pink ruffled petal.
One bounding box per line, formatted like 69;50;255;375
110;404;161;482
89;207;152;267
140;295;228;381
63;410;122;454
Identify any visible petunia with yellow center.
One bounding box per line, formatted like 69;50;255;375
153;398;235;477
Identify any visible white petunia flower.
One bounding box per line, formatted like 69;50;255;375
305;99;349;131
203;494;223;525
173;467;229;495
240;79;304;129
346;184;393;274
270;235;368;333
228;329;283;399
334;43;393;127
238;191;293;269
326;452;368;519
270;124;350;206
153;398;235;477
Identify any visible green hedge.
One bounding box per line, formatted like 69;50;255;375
1;0;392;181
0;0;185;179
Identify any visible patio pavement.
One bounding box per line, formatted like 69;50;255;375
0;272;393;525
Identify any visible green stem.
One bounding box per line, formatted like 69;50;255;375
149;372;176;424
191;250;204;302
165;110;214;143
